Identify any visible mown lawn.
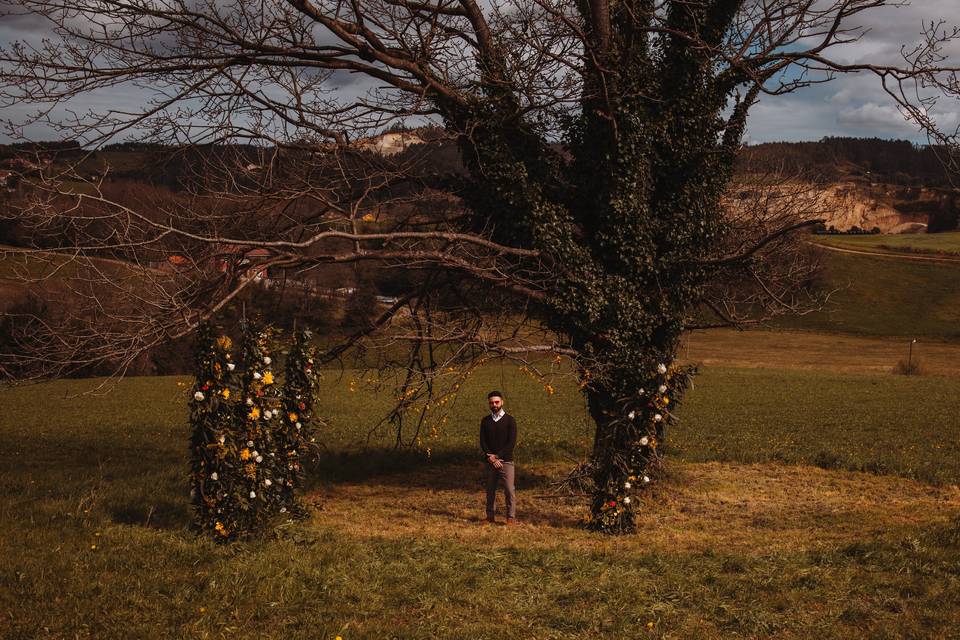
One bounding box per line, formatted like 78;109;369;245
2;365;960;639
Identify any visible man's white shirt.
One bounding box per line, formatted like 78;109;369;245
491;409;505;422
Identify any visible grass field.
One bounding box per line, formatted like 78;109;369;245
3;362;960;639
814;231;960;257
777;249;960;340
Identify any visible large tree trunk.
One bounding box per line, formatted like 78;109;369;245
578;330;691;532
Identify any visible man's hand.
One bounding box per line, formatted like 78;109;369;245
494;459;503;469
487;453;503;469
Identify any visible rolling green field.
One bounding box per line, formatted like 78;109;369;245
778;249;960;340
3;365;960;639
814;231;960;257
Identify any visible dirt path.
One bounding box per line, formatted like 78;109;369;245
309;460;960;555
809;241;960;264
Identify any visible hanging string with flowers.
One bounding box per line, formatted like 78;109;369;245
586;362;695;534
236;320;287;526
189;323;244;541
278;329;319;517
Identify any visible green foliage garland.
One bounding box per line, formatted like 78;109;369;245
278;329;319;517
189;323;243;541
189;321;320;541
236;321;286;525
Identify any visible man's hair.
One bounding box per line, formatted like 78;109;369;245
487;390;503;400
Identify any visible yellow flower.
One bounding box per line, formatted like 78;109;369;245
545;384;555;395
221;388;230;399
361;213;375;222
663;396;669;404
240;448;251;460
217;336;233;350
289;412;298;422
248;407;260;420
262;371;274;385
215;521;227;536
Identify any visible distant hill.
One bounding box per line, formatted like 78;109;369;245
1;134;957;233
738;137;956;188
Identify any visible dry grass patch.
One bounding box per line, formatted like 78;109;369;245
310;460;960;555
682;329;960;375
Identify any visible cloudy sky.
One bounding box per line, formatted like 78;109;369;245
1;1;957;145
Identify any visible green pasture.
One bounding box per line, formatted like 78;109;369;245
814;231;960;256
779;249;960;340
2;365;960;638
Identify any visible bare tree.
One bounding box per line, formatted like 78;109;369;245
1;0;957;531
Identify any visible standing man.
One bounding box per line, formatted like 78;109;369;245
480;390;518;525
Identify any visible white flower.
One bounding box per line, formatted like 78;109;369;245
654;413;662;422
263;356;271;365
253;372;262;380
227;363;236;371
624;482;631;489
255;455;263;463
639;436;649;446
218;435;226;445
189;488;196;499
269;452;275;457
249;491;256;499
623;496;631;504
627;411;636;420
638;388;645;395
194;391;205;401
658;385;667;394
295;422;302;430
264;479;272;487
210;472;218;481
280;507;287;513
252;450;259;457
643;475;650;483
264;410;272;419
657;363;667;374
246;398;253;406
247;440;254;447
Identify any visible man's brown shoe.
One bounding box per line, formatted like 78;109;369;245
485;516;495;524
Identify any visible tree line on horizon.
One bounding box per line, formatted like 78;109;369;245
2;135;956;190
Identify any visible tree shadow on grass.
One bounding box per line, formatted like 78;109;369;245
108;493;191;530
305;446;559;492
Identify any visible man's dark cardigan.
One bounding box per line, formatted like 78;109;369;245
480;413;517;462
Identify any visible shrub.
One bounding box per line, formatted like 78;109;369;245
892;359;924;376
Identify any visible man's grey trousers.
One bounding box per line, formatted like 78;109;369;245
485;461;516;519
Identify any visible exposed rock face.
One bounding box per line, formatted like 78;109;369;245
811;181;960;233
817;182;931;233
360;131;426;156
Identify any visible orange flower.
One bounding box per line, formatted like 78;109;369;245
289;412;298;422
248;407;260;420
240;448;251;460
262;371;274;385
